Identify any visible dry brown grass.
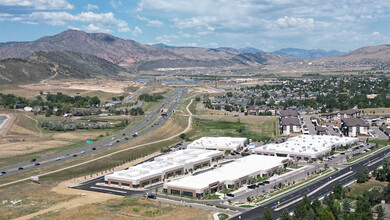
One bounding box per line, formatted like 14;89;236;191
31;197;212;220
361;108;390;115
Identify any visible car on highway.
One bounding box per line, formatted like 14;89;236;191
91;147;96;150
35;163;40;166
111;137;115;140
81;151;85;154
0;171;6;175
73;154;77;157
18;167;24;170
122;133;126;136
55;157;61;161
116;140;120;143
132;132;138;137
109;143;113;146
125;137;129;140
30;158;37;162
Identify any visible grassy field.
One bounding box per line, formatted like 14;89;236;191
32;196;212;220
347;179;387;198
185;116;278;141
361;108;390;115
0;180;76;219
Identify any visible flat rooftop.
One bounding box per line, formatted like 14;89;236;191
253;135;358;156
187;137;247;150
164;155;287;192
105;149;223;184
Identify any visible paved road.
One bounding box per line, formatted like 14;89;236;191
231;146;390;220
303;116;316;135
0;87;187;178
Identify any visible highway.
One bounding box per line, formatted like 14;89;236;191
231;146;390;220
0;87;187;178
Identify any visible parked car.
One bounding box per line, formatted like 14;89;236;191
35;163;40;166
226;193;235;197
147;194;156;199
18;167;24;170
263;181;270;184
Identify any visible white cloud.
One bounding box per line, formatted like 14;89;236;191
86;4;99;11
131;26;142;35
83;23;112;33
276;16;314;29
5;11;131;33
110;0;122;9
136;15;163;27
0;0;74;10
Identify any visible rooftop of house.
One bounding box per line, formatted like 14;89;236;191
341;118;368;127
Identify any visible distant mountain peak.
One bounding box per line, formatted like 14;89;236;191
273;48;344;59
238;47;263;54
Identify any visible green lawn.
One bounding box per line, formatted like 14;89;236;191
218;213;229;220
187;119;273;141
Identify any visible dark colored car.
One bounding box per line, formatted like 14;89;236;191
92;147;96;150
73;154;77;157
263;181;270;184
147;195;156;199
122;133;126;136
116;140;120;143
257;182;265;186
18;167;24;170
226;193;235;197
0;171;6;175
35;163;40;166
30;158;37;162
125;137;129;140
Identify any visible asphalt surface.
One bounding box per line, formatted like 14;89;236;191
231;146;390;220
0;87;187;178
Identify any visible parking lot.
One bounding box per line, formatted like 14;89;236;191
370;127;389;140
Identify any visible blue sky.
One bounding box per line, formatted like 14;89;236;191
0;0;390;52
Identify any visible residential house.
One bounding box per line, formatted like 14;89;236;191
341;118;369;137
280;118;301;135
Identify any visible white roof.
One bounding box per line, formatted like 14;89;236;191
164;155;286;192
253;135;358;157
105;149;223;184
187;137;247;150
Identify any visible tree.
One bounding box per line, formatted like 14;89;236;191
280;210;291;220
306;208;316;220
263;209;274;220
342;200;350;213
333;184;343;199
376;205;384;220
89;96;101;106
227;92;233;97
195;97;201;102
179;133;186;139
356;171;368;183
119;95;125;101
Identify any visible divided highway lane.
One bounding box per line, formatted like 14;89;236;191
0;87;187;178
232;147;390;220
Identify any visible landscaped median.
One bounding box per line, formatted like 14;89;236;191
236;168;336;207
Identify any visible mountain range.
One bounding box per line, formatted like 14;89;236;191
0;29;389;84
